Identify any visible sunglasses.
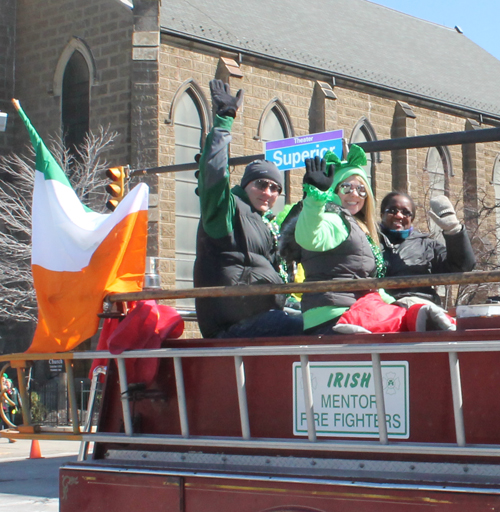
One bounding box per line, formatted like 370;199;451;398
254;179;282;195
384;207;413;218
338;182;367;198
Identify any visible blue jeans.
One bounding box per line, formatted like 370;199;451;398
215;310;303;339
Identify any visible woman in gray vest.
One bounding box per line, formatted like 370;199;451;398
295;147;390;334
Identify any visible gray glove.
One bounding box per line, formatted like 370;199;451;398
429;195;462;235
209;79;244;118
414;303;456;332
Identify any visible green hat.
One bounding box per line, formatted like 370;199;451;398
324;144;372;197
2;373;7;379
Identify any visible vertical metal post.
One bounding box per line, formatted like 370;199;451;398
300;355;316;442
65;360;80;435
372;353;388;444
15;366;32;427
80;380;84;423
116;358;133;436
448;351;466;446
173;357;189;438
78;366;106;461
234;356;251;439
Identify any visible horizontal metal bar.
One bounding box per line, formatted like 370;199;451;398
0;430;83;442
66;339;500;361
71;432;500;457
63;462;500;495
129;127;500;176
130;153;265;176
358;126;500;153
108;270;500;303
103;449;500;478
8;427;500;458
4;339;500;366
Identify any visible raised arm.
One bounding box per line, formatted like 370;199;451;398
295;156;349;252
197;80;244;239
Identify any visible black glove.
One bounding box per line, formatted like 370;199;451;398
209;79;244;118
303;156;334;191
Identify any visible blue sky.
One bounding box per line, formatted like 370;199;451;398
370;0;500;61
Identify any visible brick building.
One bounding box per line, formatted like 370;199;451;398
2;0;500;343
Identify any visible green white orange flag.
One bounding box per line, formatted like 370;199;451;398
14;101;149;353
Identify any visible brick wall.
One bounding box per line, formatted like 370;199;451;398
0;0;16;155
3;6;500;343
157;36;500;329
3;0;137;352
13;0;134;165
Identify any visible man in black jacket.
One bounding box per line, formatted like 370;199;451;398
193;80;302;338
379;192;475;305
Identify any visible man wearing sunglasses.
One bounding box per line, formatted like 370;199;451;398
379;192;475;306
193;80;303;339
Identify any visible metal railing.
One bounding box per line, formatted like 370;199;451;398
3;337;500;457
2;270;500;459
129;126;500;176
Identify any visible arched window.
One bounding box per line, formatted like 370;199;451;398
425;146;452;198
492;154;500;251
350;117;379;190
62;51;90;156
173;83;209;307
425;146;452;241
257;100;293;213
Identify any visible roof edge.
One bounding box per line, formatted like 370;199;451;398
160;27;500;123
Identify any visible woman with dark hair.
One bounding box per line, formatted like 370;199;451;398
379;192;475;306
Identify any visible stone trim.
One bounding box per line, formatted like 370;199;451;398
51;37;97;97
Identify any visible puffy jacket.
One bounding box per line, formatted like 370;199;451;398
301;205;377;312
295;192;380;330
380;226;476;304
194;115;284;338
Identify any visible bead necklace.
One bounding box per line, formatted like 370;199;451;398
262;212;289;283
366;233;387;278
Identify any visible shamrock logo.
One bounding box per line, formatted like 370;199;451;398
383;371;400;395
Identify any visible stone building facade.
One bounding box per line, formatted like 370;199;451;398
2;0;500;344
0;0;16;155
155;37;500;333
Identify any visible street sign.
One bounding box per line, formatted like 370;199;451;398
265;130;343;171
49;359;64;374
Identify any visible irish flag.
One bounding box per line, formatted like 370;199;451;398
14;101;149;353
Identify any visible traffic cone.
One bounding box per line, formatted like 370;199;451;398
28;439;43;459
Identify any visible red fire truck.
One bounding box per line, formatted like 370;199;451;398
4;269;500;511
3;128;500;510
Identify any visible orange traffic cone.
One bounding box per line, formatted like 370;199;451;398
28;439;43;459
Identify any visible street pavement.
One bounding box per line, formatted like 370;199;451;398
0;438;79;511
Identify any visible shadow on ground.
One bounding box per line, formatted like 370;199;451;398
0;455;77;498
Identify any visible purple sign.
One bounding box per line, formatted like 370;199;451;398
265;130;343;171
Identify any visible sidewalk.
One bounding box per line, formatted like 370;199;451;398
0;438;80;512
